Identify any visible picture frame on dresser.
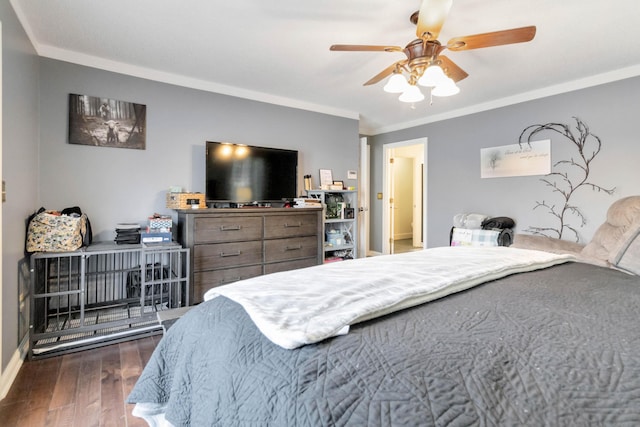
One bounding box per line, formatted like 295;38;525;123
319;169;333;187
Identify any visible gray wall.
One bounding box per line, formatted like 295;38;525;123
369;76;640;251
39;59;360;240
1;5;40;370
0;36;359;371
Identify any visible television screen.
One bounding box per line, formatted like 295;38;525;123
206;141;298;203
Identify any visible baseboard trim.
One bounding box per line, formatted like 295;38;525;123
393;233;413;240
0;343;26;400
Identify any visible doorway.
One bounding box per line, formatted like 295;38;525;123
382;138;427;255
358;137;370;257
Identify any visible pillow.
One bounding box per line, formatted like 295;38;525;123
451;227;500;247
481;216;516;230
581;196;640;265
609;222;640;275
452;213;489;230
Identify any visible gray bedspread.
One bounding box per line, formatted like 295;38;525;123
128;262;640;426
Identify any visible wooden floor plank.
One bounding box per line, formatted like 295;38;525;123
44;404;76;427
0;336;160;427
16;405;49;427
100;342;126;427
29;357;61;411
74;350;102;427
0;400;27;427
119;340;146;427
49;352;84;409
137;334;159;366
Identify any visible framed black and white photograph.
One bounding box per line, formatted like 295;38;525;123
68;93;147;150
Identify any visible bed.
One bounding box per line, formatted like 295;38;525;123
128;196;640;426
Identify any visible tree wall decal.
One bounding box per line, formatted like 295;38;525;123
519;117;615;242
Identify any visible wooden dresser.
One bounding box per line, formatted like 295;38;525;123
176;207;323;303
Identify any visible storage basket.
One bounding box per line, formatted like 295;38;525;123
165;192;206;209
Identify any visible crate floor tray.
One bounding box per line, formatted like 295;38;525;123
32;305;162;357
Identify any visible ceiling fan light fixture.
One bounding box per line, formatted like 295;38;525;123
432;77;460;97
383;73;408;93
418;64;447;87
399;84;425;103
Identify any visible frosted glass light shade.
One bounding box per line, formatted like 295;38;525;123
418;65;448;87
383;73;408;93
432;77;460;97
399;85;425;103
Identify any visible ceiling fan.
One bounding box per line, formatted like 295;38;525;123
330;0;536;101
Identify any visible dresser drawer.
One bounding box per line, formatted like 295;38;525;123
194;241;263;270
264;257;318;275
264;213;318;239
193;265;263;303
194;216;263;243
264;236;318;263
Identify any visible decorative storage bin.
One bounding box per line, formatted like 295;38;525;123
148;215;172;230
166;192;207;209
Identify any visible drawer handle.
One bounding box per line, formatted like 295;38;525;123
220;250;242;257
285;245;302;251
220;225;242;231
284;222;302;228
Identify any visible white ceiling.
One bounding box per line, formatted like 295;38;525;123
10;0;640;135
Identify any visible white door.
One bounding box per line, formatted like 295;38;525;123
383;138;427;254
0;23;4;380
389;153;396;254
413;162;423;247
383;148;396;254
358;137;369;257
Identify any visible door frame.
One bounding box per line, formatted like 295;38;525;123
382;137;427;254
358;137;370;257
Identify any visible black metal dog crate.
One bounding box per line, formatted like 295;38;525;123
29;242;189;359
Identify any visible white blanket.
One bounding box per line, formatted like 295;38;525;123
204;246;574;349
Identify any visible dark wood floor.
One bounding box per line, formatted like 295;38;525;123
394;238;423;254
0;335;161;427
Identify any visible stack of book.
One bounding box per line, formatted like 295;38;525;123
293;198;322;208
115;223;141;244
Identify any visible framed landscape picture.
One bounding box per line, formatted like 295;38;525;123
68;94;146;149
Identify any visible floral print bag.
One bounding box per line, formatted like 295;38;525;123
26;209;90;253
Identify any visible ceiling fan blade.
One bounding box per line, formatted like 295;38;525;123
438;55;468;82
364;61;407;86
446;26;536;51
415;0;453;40
330;44;403;52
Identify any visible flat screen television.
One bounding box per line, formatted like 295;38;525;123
205;141;298;204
